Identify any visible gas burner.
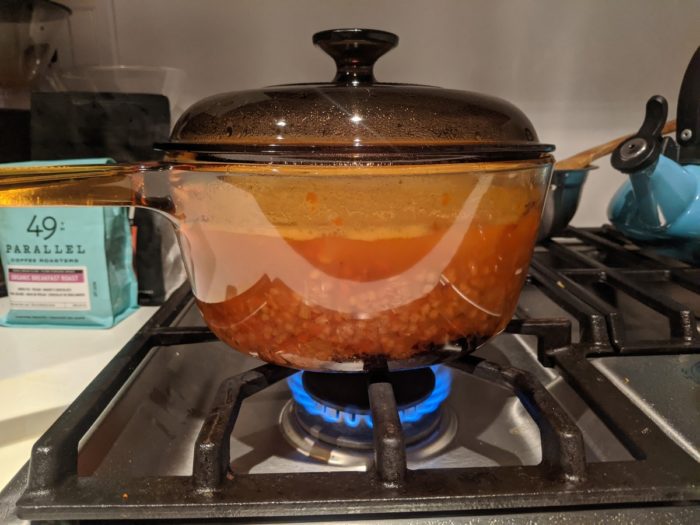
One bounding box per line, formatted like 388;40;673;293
280;366;456;465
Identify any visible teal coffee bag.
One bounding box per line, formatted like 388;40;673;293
0;206;138;327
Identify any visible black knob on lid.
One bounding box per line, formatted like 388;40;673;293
313;28;398;85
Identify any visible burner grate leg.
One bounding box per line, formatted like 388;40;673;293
367;377;407;486
193;364;294;491
451;356;587;483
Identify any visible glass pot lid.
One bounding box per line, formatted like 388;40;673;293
159;28;554;163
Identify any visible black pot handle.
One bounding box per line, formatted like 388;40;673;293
313;28;398;85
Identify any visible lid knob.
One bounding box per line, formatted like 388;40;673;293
313;28;398;85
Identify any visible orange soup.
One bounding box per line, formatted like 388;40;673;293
192;208;538;369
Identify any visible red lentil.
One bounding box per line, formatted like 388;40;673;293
196;208;539;370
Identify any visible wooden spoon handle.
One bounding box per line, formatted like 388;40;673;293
555;119;677;171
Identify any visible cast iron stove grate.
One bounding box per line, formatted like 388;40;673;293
12;227;700;522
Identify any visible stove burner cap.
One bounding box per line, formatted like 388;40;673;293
283;366;453;456
302;368;436;413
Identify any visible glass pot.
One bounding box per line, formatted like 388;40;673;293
0;29;554;372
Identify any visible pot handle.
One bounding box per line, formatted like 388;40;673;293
0;162;174;217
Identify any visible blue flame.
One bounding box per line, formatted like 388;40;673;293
287;366;452;429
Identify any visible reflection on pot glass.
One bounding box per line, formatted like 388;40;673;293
173;164;547;370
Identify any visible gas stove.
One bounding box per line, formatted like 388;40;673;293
1;226;699;523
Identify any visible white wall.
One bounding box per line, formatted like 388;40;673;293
58;0;700;226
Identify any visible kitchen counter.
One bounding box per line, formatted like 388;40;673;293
0;298;157;489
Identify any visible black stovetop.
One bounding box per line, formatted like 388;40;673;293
1;226;699;524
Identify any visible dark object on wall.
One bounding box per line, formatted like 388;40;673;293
30;91;169;161
0;109;30;162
